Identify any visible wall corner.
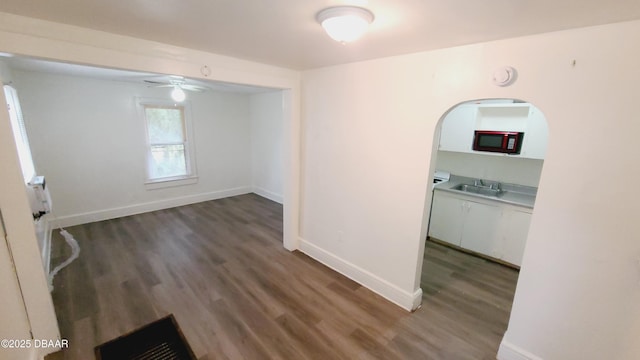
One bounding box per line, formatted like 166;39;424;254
498;336;543;360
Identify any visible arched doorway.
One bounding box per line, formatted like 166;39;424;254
419;98;549;353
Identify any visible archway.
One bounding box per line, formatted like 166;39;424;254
418;98;549;351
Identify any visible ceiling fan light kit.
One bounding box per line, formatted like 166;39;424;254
316;6;374;43
171;86;186;102
145;75;210;102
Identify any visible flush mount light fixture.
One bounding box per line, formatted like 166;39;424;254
171;86;186;102
316;6;374;43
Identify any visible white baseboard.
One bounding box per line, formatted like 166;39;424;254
252;186;283;204
412;287;423;310
498;337;543;360
53;186;252;228
299;237;421;311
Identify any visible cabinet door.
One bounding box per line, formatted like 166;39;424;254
460;200;502;257
502;209;532;266
519;107;548;159
428;192;464;246
439;105;476;153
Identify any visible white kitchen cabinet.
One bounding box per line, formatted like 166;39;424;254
460;200;502;257
518;107;548;160
475;103;529;131
500;208;532;266
438;104;476;153
428;192;464;246
429;191;501;253
428;189;532;267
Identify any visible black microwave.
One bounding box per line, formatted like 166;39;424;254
473;131;524;154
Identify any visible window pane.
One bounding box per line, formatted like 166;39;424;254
149;144;187;178
4;85;36;182
145;107;184;143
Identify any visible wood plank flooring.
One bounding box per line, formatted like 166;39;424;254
50;193;518;359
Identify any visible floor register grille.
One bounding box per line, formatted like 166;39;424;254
95;315;196;360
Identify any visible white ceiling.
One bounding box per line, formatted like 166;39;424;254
1;1;640;70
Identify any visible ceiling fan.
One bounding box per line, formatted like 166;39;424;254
144;75;208;101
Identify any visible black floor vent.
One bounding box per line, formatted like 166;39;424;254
95;315;196;360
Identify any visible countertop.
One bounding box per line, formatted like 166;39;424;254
434;175;537;209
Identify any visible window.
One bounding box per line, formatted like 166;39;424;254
4;85;35;183
140;100;196;187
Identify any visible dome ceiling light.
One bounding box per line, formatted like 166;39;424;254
316;6;374;43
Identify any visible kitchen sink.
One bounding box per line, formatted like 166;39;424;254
452;183;504;197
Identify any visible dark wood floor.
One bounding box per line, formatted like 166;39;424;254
50;193;518;359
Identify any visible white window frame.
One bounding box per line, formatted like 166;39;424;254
137;98;198;190
4;85;36;183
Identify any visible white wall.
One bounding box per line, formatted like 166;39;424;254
0;71;59;360
12;69;253;226
301;20;640;360
436;151;544;187
250;91;284;203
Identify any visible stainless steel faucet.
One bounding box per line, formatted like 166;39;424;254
474;179;484;186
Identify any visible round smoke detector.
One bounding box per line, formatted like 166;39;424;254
492;66;517;87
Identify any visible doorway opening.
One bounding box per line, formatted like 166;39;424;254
419;98;549;353
1;55;287;239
